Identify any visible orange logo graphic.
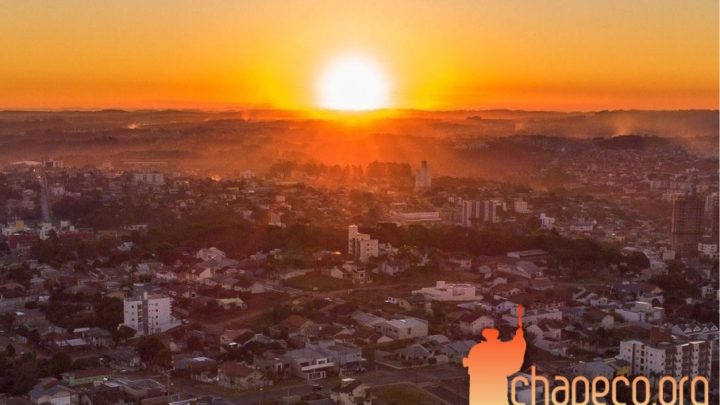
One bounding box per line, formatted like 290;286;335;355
463;304;526;405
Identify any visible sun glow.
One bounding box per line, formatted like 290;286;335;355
317;54;391;111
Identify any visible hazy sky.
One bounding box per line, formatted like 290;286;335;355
1;0;718;110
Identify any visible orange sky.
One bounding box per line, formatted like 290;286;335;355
1;0;718;111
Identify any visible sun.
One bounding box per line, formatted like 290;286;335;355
317;54;390;111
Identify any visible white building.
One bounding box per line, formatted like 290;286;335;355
671;322;719;341
698;238;718;260
195;247;227;262
413;281;483;302
375;317;428;340
348;225;379;263
539;213;555;229
390;210;442;225
458;313;495;336
513;199;531;214
614;301;664;324
29;378;78;405
415;160;432;191
503;308;562;327
132;171;165;186
482;200;498;223
460;200;482;227
123;292;180;336
283;348;335;380
619;339;714;381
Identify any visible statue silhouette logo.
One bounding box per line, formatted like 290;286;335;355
463;304;526;405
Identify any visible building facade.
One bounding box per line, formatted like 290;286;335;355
671;194;705;257
123;292;179;336
619;339;714;381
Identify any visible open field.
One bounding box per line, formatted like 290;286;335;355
370;383;446;405
284;273;354;291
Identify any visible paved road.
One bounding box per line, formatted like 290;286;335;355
37;169;51;221
172;364;468;404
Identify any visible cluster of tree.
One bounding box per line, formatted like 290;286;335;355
267;160;364;179
595;135;669;150
52;195;177;230
372;223;626;272
0;350;82;395
30;232;116;266
136;336;171;368
365;161;413;180
40;296;124;337
133;210;346;262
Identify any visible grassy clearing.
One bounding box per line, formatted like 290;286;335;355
284;273;354;291
371;383;444;405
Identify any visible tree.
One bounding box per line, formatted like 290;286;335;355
113;325;136;342
186;335;203;352
1;310;17;328
4;344;15;357
136;336;167;365
154;349;172;369
48;352;73;376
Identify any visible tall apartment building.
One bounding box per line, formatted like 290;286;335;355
671;193;705;257
707;194;719;243
460;200;482;227
482;200;498;224
347;225;378;263
414;160;432;191
619;339;713;381
132;171;165;187
123;291;179;336
454;199;498;227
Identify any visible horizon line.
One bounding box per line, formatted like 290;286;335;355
0;107;718;114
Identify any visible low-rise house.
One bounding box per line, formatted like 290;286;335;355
572;288;609;307
114;378;166;403
172;355;217;377
526;322;569;357
61;367;112;387
377;260;403;277
330;378;373;405
611;281;664;304
351;311;386;328
73;327;113;348
582;309;615;330
457;313;495;336
489;283;523;297
103;347;142;372
395;343;432;362
29;378;78;405
232;278;266;294
448;254;472;270
384;296;414;311
671;322;719;340
412;281;482;302
283;348;335;380
614;301;664;324
502;308;562;327
528;277;555;291
78;385;134;405
374;317;428;340
440;340;475;363
281;315;319;337
220;329;255;346
308;341;363;370
216;297;247;310
217;362;268;390
254;352;287;377
497;261;543;279
573;360;615;379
